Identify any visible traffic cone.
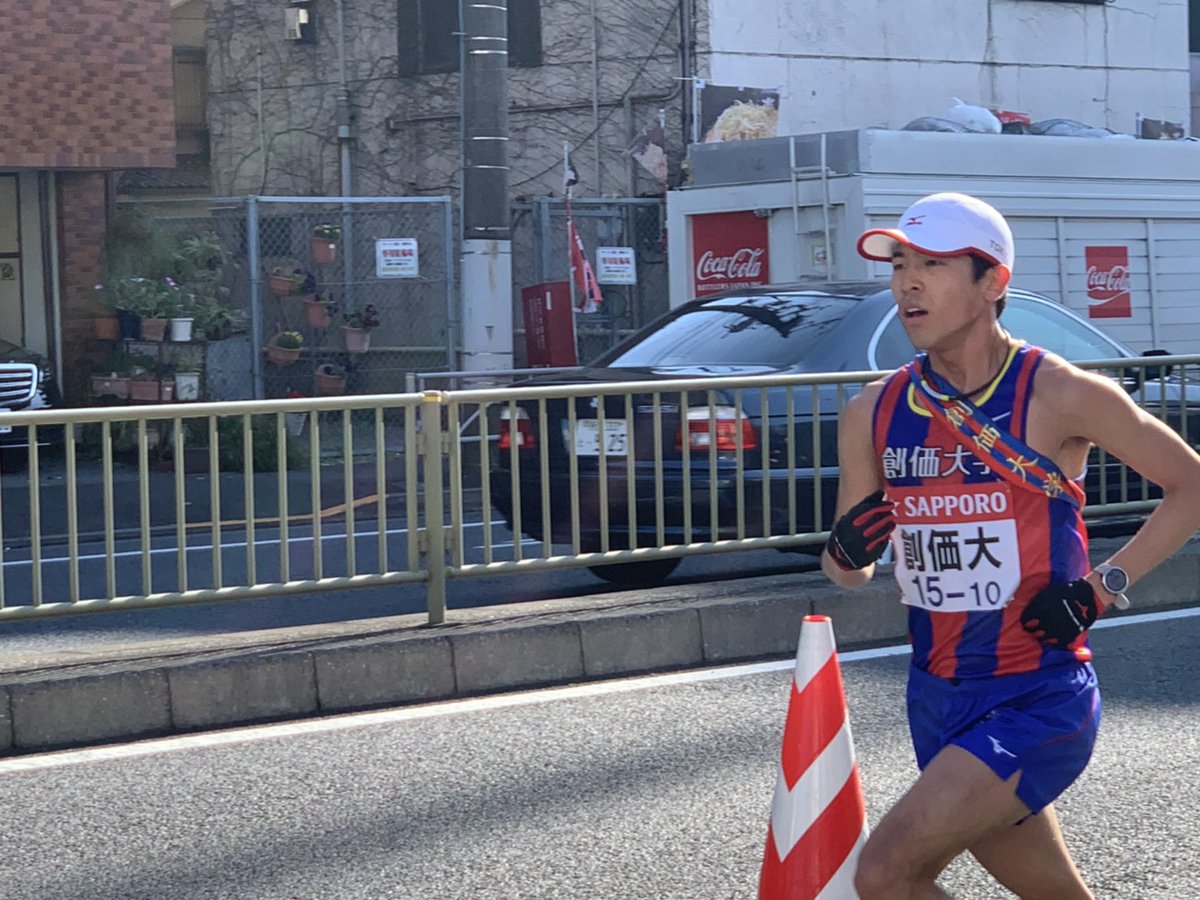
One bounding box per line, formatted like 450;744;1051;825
758;615;868;899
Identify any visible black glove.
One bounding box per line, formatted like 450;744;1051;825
1021;578;1103;648
826;490;896;571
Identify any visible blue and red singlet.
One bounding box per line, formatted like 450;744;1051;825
872;343;1091;680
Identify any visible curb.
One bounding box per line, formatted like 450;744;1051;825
0;537;1196;755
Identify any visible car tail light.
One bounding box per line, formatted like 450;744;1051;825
497;406;535;450
675;406;758;452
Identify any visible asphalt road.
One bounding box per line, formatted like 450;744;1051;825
0;610;1192;899
0;523;821;659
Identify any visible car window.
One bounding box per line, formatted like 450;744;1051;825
596;293;857;368
999;301;1127;361
872;295;1129;369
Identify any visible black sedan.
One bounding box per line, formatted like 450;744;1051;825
489;282;1193;584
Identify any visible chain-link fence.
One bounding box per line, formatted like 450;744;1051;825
511;198;668;366
113;196;455;402
251;197;455;400
111;195;664;393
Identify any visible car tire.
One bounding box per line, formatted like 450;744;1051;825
588;558;681;585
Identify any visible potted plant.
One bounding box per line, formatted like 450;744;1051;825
169;288;196;342
266;330;304;366
268;267;313;298
89;350;137;399
342;304;380;353
94;277;164;340
136;278;180;342
304;293;337;329
313;362;348;396
128;371;175;403
310;225;342;265
172;347;204;401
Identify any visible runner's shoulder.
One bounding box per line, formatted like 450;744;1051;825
1030;347;1125;408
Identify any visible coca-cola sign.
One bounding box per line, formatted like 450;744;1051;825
691;211;770;296
1085;246;1132;319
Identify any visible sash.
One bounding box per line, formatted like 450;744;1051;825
906;360;1085;510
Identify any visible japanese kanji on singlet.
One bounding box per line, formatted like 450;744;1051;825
873;342;1093;681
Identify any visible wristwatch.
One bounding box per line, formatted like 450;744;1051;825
1094;564;1131;610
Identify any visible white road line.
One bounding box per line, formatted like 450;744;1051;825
0;605;1193;775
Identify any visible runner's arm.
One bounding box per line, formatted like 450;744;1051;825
1056;365;1200;605
822;384;887;588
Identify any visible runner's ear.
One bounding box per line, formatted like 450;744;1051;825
991;265;1011;296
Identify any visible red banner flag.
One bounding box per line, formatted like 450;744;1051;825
567;202;603;313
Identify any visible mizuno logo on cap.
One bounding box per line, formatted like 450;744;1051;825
905;216;926;226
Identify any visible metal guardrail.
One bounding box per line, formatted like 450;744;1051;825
0;356;1195;624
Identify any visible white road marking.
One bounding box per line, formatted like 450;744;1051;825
0;605;1193;775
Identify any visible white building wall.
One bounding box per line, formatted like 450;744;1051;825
703;0;1190;135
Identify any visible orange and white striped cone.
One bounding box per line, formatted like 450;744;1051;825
758;615;869;899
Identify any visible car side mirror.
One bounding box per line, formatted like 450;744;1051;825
1140;349;1172;381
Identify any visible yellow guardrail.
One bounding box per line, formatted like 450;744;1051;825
0;355;1194;624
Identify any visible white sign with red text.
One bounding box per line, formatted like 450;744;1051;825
376;238;419;278
595;246;637;285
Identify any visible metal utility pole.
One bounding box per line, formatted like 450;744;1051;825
459;0;513;372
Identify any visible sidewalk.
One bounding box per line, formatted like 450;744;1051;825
0;536;1195;755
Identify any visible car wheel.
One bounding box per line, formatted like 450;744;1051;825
587;558;681;585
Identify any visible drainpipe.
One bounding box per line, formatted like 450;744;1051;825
334;0;353;197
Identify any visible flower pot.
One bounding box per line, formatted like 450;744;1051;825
342;326;371;353
314;371;347;396
310;236;338;265
269;274;297;297
174;371;201;401
90;373;129;399
139;317;168;342
305;298;333;329
116;308;141;340
93;316;120;341
170;317;194;342
266;343;302;366
128;379;173;403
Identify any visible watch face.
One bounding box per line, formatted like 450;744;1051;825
1102;566;1129;594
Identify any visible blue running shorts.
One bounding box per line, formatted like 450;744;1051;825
906;661;1101;815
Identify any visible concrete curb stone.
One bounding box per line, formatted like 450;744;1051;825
0;537;1195;755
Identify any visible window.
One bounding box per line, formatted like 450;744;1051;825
398;0;542;76
1192;0;1200;52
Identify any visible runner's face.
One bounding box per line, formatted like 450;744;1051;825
890;245;994;351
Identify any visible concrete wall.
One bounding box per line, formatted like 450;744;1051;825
704;0;1190;135
205;0;685;199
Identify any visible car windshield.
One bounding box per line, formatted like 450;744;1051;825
872;294;1130;370
595;292;857;368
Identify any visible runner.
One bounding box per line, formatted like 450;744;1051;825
822;192;1200;899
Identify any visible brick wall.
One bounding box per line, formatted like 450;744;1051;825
58;173;110;403
0;1;175;169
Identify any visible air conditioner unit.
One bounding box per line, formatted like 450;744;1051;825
284;7;309;41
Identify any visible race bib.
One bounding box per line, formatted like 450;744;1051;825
890;483;1021;613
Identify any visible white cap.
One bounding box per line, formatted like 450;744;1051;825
857;192;1014;273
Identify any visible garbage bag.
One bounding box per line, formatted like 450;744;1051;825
902;116;971;133
941;98;1002;134
1030;118;1120;138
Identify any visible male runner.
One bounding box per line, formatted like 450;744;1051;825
821;192;1200;899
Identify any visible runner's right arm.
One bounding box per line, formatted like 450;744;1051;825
822;383;891;588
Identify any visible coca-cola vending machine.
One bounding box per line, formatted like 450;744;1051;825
690;211;770;297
